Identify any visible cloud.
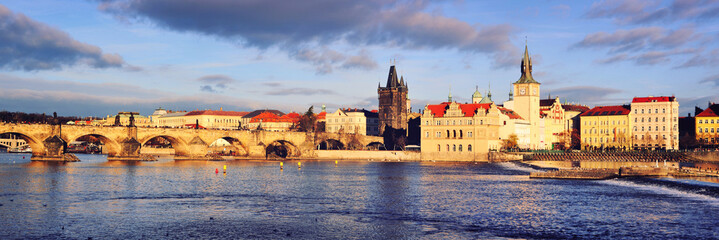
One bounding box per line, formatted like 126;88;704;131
585;0;719;25
573;27;695;53
0;4;126;71
677;95;719;116
676;49;719;68
196;74;235;92
0;74;303;116
265;88;337;96
289;48;377;74
546;86;623;105
99;0;518;70
700;73;719;87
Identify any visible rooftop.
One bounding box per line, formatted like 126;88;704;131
632;96;676;103
580;105;631;117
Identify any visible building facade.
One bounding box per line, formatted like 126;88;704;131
325;108;379;136
580;105;631;150
630;96;679;150
247;112;300;132
420;102;502;160
696;103;719;146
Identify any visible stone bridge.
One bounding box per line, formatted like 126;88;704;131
0;123;383;161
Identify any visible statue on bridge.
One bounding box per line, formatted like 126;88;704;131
114;114;121;126
52;112;59;125
129;113;135;127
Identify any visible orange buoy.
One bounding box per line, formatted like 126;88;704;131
215;168;219;174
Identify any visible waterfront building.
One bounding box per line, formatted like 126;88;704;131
630;96;679;150
498;107;530;148
182;109;249;130
420;101;502;161
378;65;409;147
540;97;567;149
247;112;300;132
241;110;285;129
156;111;189;128
579;105;631;150
695;103;719;146
149;107;168;127
325;108;380;136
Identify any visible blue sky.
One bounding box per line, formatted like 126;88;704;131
1;0;717;117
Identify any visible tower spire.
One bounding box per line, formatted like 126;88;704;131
515;42;538;84
448;85;453;102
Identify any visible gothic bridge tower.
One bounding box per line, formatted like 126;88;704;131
378;65;408;149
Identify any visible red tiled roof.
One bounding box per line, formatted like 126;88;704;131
249;112;299;123
426;102;492;117
498;107;524;120
540;98;557;107
185;110;249;117
696;104;719;117
580;105;631;117
562;104;590;112
316;112;327;120
631;96;676;103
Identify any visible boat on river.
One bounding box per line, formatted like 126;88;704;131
8;146;32;153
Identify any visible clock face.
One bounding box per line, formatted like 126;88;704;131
520;88;526;95
533;88;537;95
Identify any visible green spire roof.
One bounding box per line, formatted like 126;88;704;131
515;44;539;84
472;85;482;98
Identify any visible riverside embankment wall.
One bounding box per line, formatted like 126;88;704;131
316;150;420;161
686;151;719;162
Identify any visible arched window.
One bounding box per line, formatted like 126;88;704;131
459;145;463;152
446;144;450;151
446;130;450;139
468;145;473;152
453;130;457;138
453;144;456;151
437;144;441;151
459;130;463;139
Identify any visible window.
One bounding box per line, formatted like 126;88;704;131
642;126;644;131
453;144;456;152
459;145;463;152
641;109;644;114
655;109;658;113
447;144;450;151
468;145;472;152
436;132;441;138
437;121;441;125
635;118;637;122
699;128;703;133
468;120;473;125
655;126;658;131
663;109;665;113
648;118;651;122
663;126;666;131
446;130;450;139
425;132;429;138
635;109;638;114
438;145;441;151
459;130;463;139
655;117;658;122
700;120;703;124
468;131;473;137
663;117;665;122
642;118;644;122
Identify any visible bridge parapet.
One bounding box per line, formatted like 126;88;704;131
0;123;383;161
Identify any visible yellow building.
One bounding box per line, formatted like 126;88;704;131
630;96;679;150
325;108;379;136
156;111;189;128
184;110;249;130
580;105;631;150
696;103;719;146
420;101;502;161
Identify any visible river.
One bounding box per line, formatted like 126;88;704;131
0;152;718;239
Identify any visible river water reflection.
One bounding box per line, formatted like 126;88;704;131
1;153;718;239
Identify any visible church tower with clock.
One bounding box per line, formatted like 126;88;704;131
513;44;541;148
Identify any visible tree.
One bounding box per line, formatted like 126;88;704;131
502;134;518;151
298;106;317;132
679;132;699;150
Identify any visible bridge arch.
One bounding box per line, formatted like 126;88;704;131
209;137;249;157
140;135;190;156
317;139;344;150
266;140;299;158
0;131;44;156
67;134;121;156
365;141;384;150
